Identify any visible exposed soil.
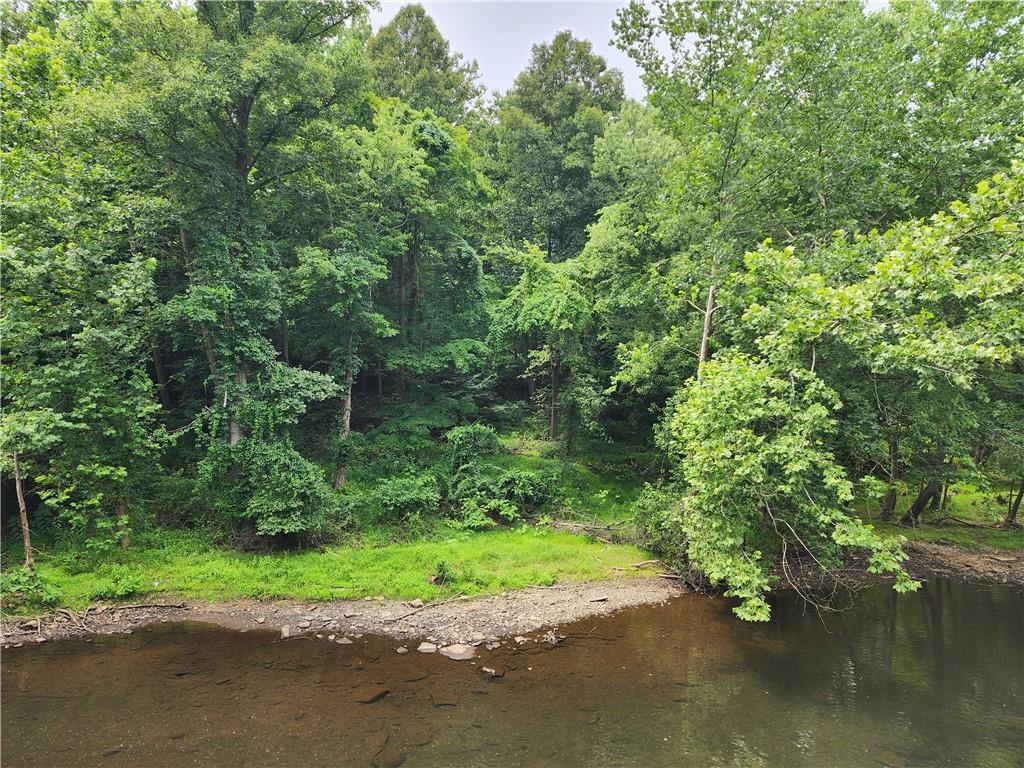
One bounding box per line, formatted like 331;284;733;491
2;540;1020;648
901;540;1024;586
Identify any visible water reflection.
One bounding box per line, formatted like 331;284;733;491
3;579;1021;767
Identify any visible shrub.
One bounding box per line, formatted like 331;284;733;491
445;424;500;471
198;438;338;538
0;568;61;612
87;564;145;601
369;473;440;523
497;469;556;512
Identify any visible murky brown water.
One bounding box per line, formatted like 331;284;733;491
3;579;1022;767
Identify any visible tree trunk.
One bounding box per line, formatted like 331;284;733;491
180;226;221;392
115;499;130;550
549;354;560;440
229;367;247;446
696;283;717;381
282;315;290;365
881;436;899;520
901;480;942;526
152;345;174;410
12;452;33;569
1005;479;1023;527
335;333;354;490
201;327;220;391
398;246;407;396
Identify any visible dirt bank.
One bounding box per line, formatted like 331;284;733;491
901;540;1024;586
3;540;1020;648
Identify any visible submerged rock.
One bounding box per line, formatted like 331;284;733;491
280;626;290;639
336;637;353;645
372;746;406;768
416;642;437;653
439;644;476;661
430;690;459;707
395;646;409;654
351;686;389;704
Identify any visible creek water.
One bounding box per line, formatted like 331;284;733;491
2;578;1022;767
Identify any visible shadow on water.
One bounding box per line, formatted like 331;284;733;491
3;579;1022;767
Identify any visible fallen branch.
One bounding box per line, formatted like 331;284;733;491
113;603;186;611
929;517;995;529
632;559;661;568
385;592;466;623
657;573;684;580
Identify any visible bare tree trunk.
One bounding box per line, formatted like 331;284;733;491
901;480;942;526
115;499;130;550
376;361;384;406
696;283;717;381
12;452;33;569
229;367;247;446
549;353;560;440
1005;479;1023;527
152;345;174;410
335;333;354;490
881;436;899;520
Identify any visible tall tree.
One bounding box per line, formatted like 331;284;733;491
489;31;624;261
367;4;482;123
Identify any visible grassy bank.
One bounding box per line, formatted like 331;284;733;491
3;527;656;615
857;481;1023;552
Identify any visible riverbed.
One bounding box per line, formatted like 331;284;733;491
3;578;1021;767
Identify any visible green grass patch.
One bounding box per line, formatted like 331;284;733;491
869;521;1023;552
858;481;1023;552
6;527;655;615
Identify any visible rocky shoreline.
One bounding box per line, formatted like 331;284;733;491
0;577;682;648
2;541;1020;648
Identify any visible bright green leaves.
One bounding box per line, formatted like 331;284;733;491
663;353;917;620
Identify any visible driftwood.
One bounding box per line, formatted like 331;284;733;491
385;592;466;623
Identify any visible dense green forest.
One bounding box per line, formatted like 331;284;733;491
2;0;1022;621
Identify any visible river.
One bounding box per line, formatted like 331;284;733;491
3;578;1021;767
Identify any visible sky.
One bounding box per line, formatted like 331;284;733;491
369;1;647;99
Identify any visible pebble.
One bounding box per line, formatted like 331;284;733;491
255;617;265;624
297;620;311;629
416;642;437;653
336;637;353;645
280;626;290;639
396;646;409;654
328;634;336;641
